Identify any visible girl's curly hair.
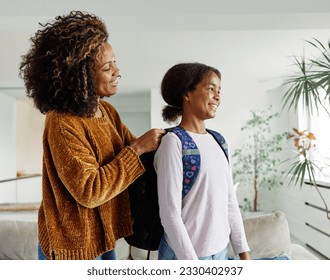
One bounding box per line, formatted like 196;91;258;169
161;62;221;123
19;11;109;116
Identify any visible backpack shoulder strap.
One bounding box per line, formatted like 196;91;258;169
167;126;201;198
206;128;229;162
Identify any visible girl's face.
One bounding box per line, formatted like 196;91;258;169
93;42;120;97
185;71;221;120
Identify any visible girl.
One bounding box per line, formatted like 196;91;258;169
154;63;250;260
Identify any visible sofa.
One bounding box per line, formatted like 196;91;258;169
0;211;319;260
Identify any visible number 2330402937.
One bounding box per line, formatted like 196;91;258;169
179;266;243;276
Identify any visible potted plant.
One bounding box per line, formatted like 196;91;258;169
232;107;286;212
285;128;329;220
281;38;330;220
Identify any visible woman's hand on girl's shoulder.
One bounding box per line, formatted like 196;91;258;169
130;129;166;155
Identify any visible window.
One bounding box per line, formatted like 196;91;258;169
300;90;330;181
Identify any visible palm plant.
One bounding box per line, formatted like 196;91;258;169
282;38;330;221
282;38;330;118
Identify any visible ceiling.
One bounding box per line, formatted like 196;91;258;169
1;0;330;98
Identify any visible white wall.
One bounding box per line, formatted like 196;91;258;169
107;92;151;137
150;88;169;128
0;93;16;180
16;99;45;175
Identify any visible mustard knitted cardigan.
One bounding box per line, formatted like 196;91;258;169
38;100;145;260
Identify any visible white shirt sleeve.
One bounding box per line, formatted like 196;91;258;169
154;133;199;260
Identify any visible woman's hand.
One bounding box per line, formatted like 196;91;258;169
130;129;166;155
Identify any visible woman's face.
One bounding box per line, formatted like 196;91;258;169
94;42;120;97
185;71;221;120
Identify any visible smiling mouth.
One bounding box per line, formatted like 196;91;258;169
110;75;121;86
209;103;219;110
110;78;119;86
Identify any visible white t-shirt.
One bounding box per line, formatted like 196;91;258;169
154;130;249;260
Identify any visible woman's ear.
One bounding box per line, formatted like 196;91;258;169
184;92;191;102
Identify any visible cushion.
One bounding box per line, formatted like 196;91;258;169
0;220;130;260
0;220;38;260
228;211;291;259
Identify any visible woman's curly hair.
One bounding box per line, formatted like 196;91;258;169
161;62;221;123
19;11;109;116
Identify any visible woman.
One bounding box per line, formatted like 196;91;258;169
19;11;165;260
154;63;250;260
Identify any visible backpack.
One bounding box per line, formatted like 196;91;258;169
124;126;229;259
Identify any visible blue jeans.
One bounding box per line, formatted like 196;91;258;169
158;236;228;260
38;244;116;260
